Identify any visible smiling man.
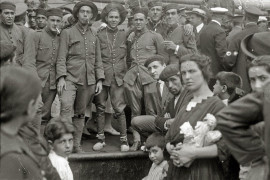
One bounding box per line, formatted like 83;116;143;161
56;1;104;153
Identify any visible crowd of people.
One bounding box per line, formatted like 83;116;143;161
0;0;270;179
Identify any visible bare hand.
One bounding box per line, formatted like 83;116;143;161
163;41;177;51
184;24;193;35
57;77;66;96
165;118;175;129
95;80;103;95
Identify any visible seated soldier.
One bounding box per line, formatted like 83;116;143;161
213;71;243;105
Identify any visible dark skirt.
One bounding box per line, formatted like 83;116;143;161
165;158;225;180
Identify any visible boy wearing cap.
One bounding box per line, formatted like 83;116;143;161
199;7;228;87
187;8;207;50
23;8;63;129
0;1;27;66
163;4;197;65
92;3;129;151
56;1;104;153
225;6;263;92
36;8;47;30
124;7;167;120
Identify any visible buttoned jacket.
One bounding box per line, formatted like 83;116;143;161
56;23;104;85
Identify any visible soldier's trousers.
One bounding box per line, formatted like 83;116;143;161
94;79;127;141
59;80;96;149
41;80;57;124
124;77;157;118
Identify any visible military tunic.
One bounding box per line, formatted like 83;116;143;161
164;24;197;64
146;19;167;37
124;29;167;117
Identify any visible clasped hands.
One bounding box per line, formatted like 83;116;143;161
167;143;197;168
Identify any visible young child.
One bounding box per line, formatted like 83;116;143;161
143;132;168;180
44;118;75;180
213;71;243;105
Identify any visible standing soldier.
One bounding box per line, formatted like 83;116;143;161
23;8;63;129
92;3;129;151
124;7;167;120
225;7;263;92
56;1;104;153
163;4;197;65
36;8;47;30
0;1;27;66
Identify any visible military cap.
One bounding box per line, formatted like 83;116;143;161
159;64;180;81
186;8;206;19
0;1;16;11
72;1;98;20
15;3;27;17
46;8;63;18
0;41;16;61
241;32;270;59
59;7;72;15
232;14;243;23
147;1;163;9
210;7;228;14
144;55;166;67
132;7;148;17
101;3;127;25
163;3;180;13
36;8;47;17
244;6;264;19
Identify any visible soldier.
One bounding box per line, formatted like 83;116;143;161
92;3;129;151
124;7;167;121
199;7;228;88
36;8;47;30
0;1;27;66
23;8;63;129
187;8;207;50
225;6;264;92
27;8;37;30
163;4;197;65
56;1;104;153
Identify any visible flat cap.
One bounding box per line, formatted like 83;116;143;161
72;1;98;20
187;8;206;19
147;1;163;9
163;3;180;13
144;55;166;67
0;1;16;11
101;3;127;25
0;41;16;61
15;3;27;17
244;6;264;18
241;32;270;59
36;8;47;17
232;14;243;23
46;8;63;18
59;7;72;15
132;7;148;17
210;7;228;14
159;64;180;81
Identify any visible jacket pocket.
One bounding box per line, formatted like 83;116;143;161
37;45;50;62
68;40;81;55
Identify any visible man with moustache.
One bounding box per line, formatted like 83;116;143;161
163;4;197;65
0;1;27;66
36;8;47;30
124;7;167;121
23;8;63;129
92;3;129;152
56;1;104;153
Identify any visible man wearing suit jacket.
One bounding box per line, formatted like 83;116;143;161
187;8;207;51
154;64;192;134
130;55;172;151
199;7;228;88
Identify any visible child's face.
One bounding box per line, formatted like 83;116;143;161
149;146;164;165
213;80;223;97
52;133;73;158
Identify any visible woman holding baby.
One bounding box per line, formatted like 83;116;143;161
165;54;228;180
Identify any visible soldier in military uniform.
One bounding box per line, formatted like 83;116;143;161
36;8;47;30
56;1;104;153
124;7;167;120
23;8;63;129
0;1;27;66
92;3;129;152
225;6;264;92
163;4;197;65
